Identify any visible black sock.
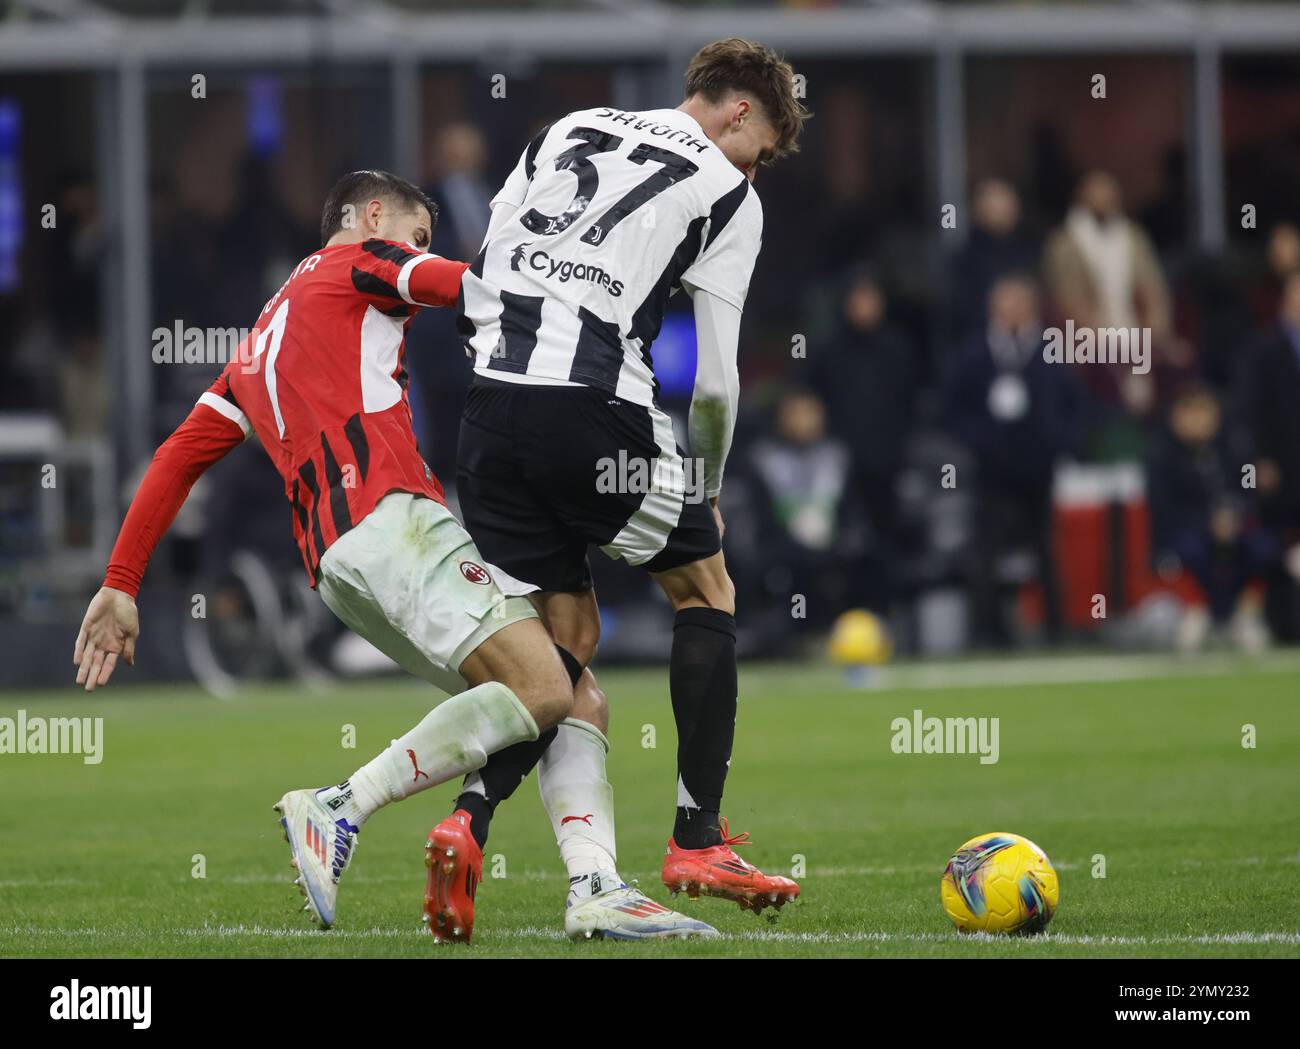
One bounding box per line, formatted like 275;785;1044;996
674;807;722;851
669;607;737;850
453;644;585;850
453;790;494;850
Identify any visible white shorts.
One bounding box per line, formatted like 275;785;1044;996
317;492;539;696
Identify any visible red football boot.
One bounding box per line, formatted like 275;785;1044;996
423;810;482;944
662;817;801;914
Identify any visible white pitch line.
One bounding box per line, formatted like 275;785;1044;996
1;925;431;941
719;930;1300;946
3;925;1298;947
3;853;1295;891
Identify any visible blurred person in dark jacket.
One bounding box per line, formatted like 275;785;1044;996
50;171;107;435
809;266;916;610
1247;221;1300;326
943;273;1079;647
1147;383;1276;651
749;389;854;637
949;178;1039;345
425;122;493;261
1239;270;1300;640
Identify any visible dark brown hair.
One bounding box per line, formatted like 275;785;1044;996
684;38;810;162
320;170;437;247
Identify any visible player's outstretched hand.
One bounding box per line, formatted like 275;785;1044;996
74;586;139;692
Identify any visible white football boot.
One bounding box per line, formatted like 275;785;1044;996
565;877;720;941
273;788;358;929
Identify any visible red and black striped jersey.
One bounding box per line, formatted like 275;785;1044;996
104;239;469;596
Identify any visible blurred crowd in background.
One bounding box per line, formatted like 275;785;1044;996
5;44;1300;681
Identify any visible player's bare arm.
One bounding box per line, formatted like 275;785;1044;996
685;287;743;537
72;384;248;692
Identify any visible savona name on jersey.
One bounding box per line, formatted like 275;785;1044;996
460;106;763;408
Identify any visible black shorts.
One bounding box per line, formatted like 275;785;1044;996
457;376;721;593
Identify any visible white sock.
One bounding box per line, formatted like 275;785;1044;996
538;718;620;898
459;770;487;800
313;780;364;831
338;682;538;825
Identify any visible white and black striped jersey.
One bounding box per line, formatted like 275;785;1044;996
459;107;762;408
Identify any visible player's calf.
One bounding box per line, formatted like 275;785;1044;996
652;552;740;851
459;617;574;731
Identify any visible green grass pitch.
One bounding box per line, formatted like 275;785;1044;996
1;656;1298;958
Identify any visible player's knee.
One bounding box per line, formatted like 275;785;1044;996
534;693;574;732
702;561;736;614
508;658;574;731
551;619;599;667
668;569;735;615
656;552;735;615
567;629;600;668
571;670;609;734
